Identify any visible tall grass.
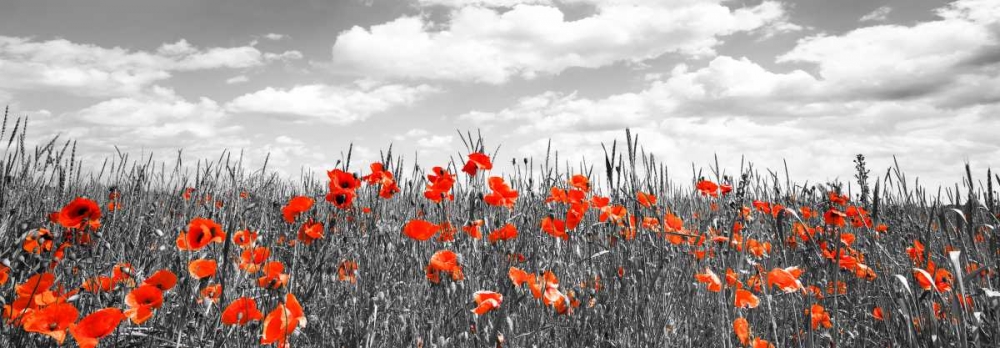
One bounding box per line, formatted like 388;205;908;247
1;110;998;347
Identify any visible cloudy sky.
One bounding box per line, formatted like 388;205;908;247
2;0;997;188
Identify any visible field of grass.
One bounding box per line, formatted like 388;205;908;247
1;111;999;348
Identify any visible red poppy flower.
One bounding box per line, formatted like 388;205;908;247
403;219;441;241
696;180;719;197
22;302;79;344
484;176;518;210
188;259;218;279
55;197;102;229
69;308;125;348
338;260;358;284
733;317;750;346
258;261;289;289
222;297;263;326
232;229;258;248
125;285;164;324
471;290;503;315
462;220;484;239
426;250;463;284
569;175;589;192
767;267;804;293
297;219;325;245
424;167;456;203
462;152;493;176
734;289;760;309
282;196;314;224
695;268;722;292
261;293;306;346
541;216;568;240
636;191;656;208
143;269;178;291
488;223;517;243
184;217;225;251
236;247;268;274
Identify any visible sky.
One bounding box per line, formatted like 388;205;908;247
1;0;997;189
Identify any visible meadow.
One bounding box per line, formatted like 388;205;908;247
1;109;998;348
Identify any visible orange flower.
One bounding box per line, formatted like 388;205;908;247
184;217;226;251
423;167;456;203
232;229;258;248
81;276;115;293
569;174;590;192
828;192;848;206
282;196;314;224
810;304;832;329
297;219;324;245
54;197;102;229
751;337;774;348
426;250;463;284
733;317;750;346
484;176;518;209
488;223;518;243
111;263;134;286
906;240;925;264
338;260;358;284
462;152;493;176
541;216;569;240
199;284;222;304
599;205;627;223
695;267;722;292
0;265;9;286
17;272;56;298
362;162;400;199
912;267;936;291
240;247;271;273
636;191;656;208
735;289;760;309
69;308;125;348
872;306;885;321
696;180;719;197
182;187;195;200
222;297;263;326
462;220;484;239
125;285;164;324
823;209;846;227
403;219;441;241
258;261;289;289
261;293;306;346
22;302;78;344
471;291;503;315
143;269;178;291
767;267;804;293
23;228;54;254
188;259;218;279
509;267;535;287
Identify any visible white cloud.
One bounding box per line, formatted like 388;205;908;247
225;82;440;124
0;36;302;97
393;128;430;141
859;6;891;22
778;0;1000;105
459;0;1000;188
72;86;231;140
226;75;250;84
332;0;797;83
264;33;287;40
417;135;454;148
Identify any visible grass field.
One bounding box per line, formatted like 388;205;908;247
1;111;998;348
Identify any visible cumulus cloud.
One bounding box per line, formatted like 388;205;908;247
225;75;250;84
459;0;1000;188
778;0;1000;106
859;6;891;22
225;82;440;124
0;36;302;97
332;0;797;83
